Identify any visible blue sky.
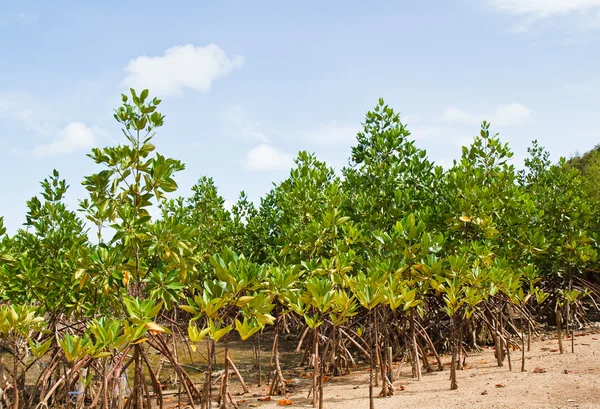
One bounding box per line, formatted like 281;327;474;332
1;0;599;232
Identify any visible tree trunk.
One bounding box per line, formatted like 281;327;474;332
134;346;144;409
457;320;463;370
494;317;504;367
521;309;526;372
417;341;431;373
318;336;325;409
571;322;575;353
202;339;213;409
227;357;248;394
220;337;230;409
410;310;422;380
527;321;531;352
256;331;262;386
418;322;443;371
312;327;319;408
450;316;458;390
269;320;286;396
505;331;512;371
557;306;564;354
12;342;18;409
387;346;393;382
369;313;375;409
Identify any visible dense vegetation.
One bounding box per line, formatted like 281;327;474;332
0;90;598;409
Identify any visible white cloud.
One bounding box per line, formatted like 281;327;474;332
410;125;465;141
0;93;17;114
13;109;53;136
122;44;244;97
490;0;600;18
564;78;600;96
16;109;33;121
242;144;294;171
305;120;359;145
440;107;477;126
440;103;532;127
91;125;118;144
0;12;37;27
493;103;532;125
34;122;95;157
400;112;425;124
220;105;269;143
0;94;93;155
0;96;54;137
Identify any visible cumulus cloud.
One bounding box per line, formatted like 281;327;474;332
34;122;95;157
440;107;477;126
0;96;54;143
490;0;600;18
440;103;532;127
242;144;294;171
305;120;359;145
16;109;33;121
122;44;244;97
493;103;532;125
410;125;465;141
220;105;269;143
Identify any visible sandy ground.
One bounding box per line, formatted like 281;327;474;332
229;330;600;409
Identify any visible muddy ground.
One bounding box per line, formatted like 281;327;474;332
214;330;600;409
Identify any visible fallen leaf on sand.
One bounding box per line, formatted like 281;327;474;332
479;359;489;364
549;349;559;352
495;383;505;388
481;390;488;395
278;398;294;406
533;367;546;373
396;385;405;391
258;396;272;401
564;370;578;374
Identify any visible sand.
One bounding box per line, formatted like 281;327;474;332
232;331;600;409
